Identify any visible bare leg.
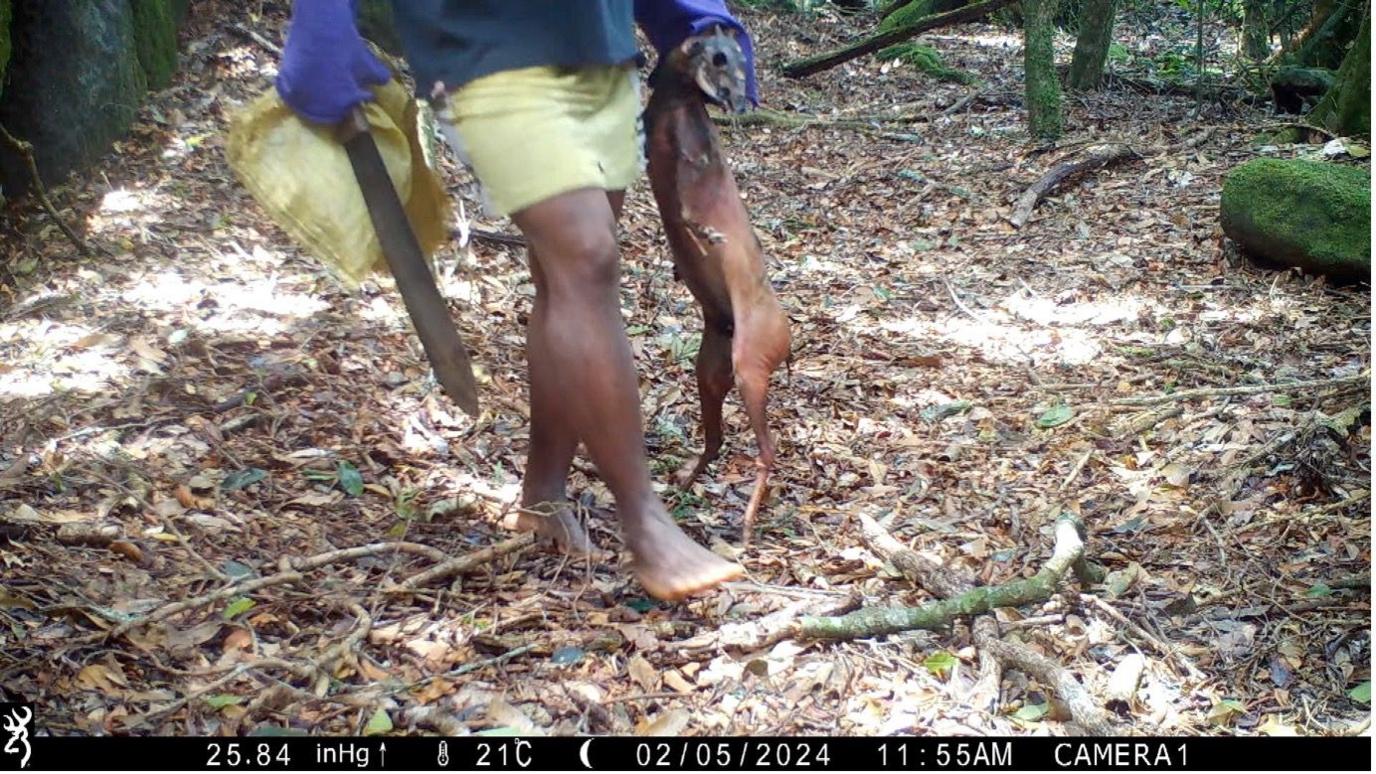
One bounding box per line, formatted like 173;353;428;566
515;192;627;556
675;320;733;489
511;188;742;600
516;241;595;555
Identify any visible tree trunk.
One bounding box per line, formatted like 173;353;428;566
1310;3;1370;137
1067;0;1116;90
1289;0;1362;68
782;0;1015;78
1024;0;1063;139
1242;0;1270;60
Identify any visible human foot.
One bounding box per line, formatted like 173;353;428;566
626;507;743;601
507;500;597;557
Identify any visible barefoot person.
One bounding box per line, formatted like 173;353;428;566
276;0;760;600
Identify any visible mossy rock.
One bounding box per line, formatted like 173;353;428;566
0;0;146;192
1220;158;1371;283
877;42;973;83
131;0;178;90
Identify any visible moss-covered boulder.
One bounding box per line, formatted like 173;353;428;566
131;0;179;90
0;0;146;192
1220;158;1371;283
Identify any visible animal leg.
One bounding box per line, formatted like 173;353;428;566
736;366;776;549
676;322;734;489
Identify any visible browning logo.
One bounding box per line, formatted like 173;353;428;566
0;704;31;770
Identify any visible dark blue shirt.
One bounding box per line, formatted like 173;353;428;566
389;0;639;93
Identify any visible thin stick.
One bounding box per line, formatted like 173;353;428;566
1082;594;1205;682
0;122;94;257
100;542;448;641
1110;371;1369;407
394;533;534;590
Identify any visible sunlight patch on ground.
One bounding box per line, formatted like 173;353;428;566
0;320;132;399
121;268;330;335
87;186;174;235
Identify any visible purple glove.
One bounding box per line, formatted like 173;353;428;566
275;0;392;125
634;0;759;106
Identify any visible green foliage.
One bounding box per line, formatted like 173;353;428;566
0;0;11;100
130;0;178;90
877;41;974;82
355;0;404;56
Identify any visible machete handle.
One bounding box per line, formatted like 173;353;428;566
334;107;372;145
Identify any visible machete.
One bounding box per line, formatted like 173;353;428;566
336;108;481;417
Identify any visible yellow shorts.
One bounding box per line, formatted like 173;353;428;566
437;64;642;217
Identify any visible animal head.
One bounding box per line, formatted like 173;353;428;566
664;26;750;115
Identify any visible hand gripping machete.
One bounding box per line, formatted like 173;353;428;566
336;108;481;417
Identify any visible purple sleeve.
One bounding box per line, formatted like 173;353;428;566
275;0;391;125
633;0;759;105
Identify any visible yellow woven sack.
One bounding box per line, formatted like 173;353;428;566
225;80;450;286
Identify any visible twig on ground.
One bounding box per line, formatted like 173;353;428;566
99;542;448;642
393;533;534;590
0;122;96;258
1110;371;1369;407
1082;594;1205;682
228;22;282;55
1008;143;1139;228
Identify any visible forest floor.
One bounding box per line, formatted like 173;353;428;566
0;4;1369;738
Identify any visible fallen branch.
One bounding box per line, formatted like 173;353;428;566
1104;652;1147;714
1110;371;1369;407
1008;143;1138;228
781;0;1016;78
967;616;1003;713
0;122;95;258
973;629;1120;735
798;514;1085;640
100;542;449;641
858;512;974;597
393;533;534;590
228;22;282;56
